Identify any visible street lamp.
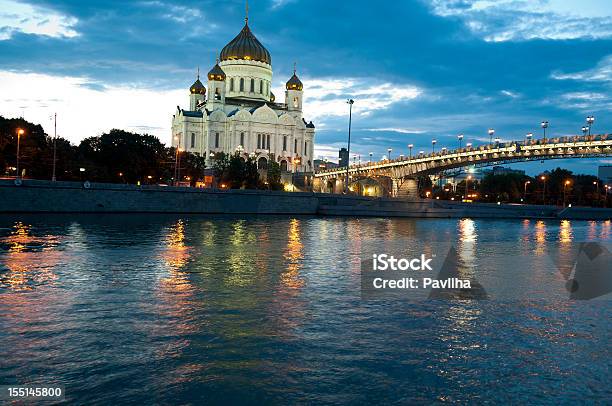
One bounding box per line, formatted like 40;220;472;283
441;147;447;154
488;128;495;144
465;175;472;198
541;121;549;143
586;115;595;135
541;175;547;204
563;179;571;207
593;180;599;204
345;99;354;194
494;137;500;147
606;185;610;208
526;132;533;145
15;128;25;179
387;148;392;160
432;139;437;153
524;180;531;202
408;144;414;159
466;142;472;149
369;152;373;163
458;134;464;149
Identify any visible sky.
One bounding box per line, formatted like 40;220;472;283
0;0;610;175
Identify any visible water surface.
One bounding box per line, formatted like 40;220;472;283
0;215;610;404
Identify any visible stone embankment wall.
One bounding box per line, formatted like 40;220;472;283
0;179;610;220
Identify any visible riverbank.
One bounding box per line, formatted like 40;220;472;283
1;179;610;220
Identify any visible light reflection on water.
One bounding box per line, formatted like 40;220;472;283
0;214;610;404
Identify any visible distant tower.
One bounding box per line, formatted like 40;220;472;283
285;63;303;115
189;67;206;110
207;59;226;110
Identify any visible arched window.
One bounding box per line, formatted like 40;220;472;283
294;138;298;153
215;132;219;148
230;78;234;92
257;134;261;149
215;88;220;100
240;132;245;146
293;97;299;108
283;136;287;151
240;78;244;92
259;80;263;94
304;141;308;155
191;133;196;148
265;82;269;96
250;79;255;92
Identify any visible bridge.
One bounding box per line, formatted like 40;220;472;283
313;134;612;198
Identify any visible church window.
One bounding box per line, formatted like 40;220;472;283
259;80;263;94
304;141;308;155
267;134;270;150
215;132;219;148
294;139;298;153
293;97;299;108
240;78;244;92
240;132;245;146
191;133;196;148
250;79;255;92
283;136;287;151
230;78;234;92
215;88;220;100
257;134;261;149
266;82;269;96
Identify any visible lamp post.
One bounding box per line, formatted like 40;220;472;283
458;134;464;149
541;175;547;204
586;115;595;135
408;144;413;159
488;128;495;144
494;137;500;147
432;139;437;153
563;180;571;207
15;128;25;179
524;180;531;202
173;135;181;185
526;132;533;145
369;152;373;163
387;148;392;160
345;99;354;194
466;142;472;149
605;185;610;208
541;121;549;143
582;126;588;136
465;175;472;198
441;147;447;155
593;180;599;205
52;113;57;181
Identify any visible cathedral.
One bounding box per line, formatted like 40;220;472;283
171;10;315;173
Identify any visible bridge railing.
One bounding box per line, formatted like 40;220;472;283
315;134;611;177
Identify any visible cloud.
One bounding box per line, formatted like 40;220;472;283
428;0;612;41
551;55;612;82
0;0;78;40
274;78;422;124
0;70;183;144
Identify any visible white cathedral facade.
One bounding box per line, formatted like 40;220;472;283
171;13;315;173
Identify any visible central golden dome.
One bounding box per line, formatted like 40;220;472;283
220;21;271;65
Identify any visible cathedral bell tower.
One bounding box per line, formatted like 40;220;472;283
189;68;206;110
285;64;303;115
207;60;226;110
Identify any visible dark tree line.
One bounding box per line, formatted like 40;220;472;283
429;168;610;207
211;152;283;190
1;116;205;185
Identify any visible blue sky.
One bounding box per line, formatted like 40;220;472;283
0;0;610;175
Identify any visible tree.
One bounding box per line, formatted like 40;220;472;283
267;161;282;190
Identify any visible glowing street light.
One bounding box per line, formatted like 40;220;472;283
488;128;495;144
541;120;549;143
465;174;472;197
466;142;472;149
541;175;547;204
586;115;595;135
15;128;25;179
494;137;500;146
526;132;533;145
458;134;464;149
563;179;571;207
345;99;354;194
408;144;414;159
524;180;531;201
432;139;437;153
582;126;588;136
387;148;392;160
